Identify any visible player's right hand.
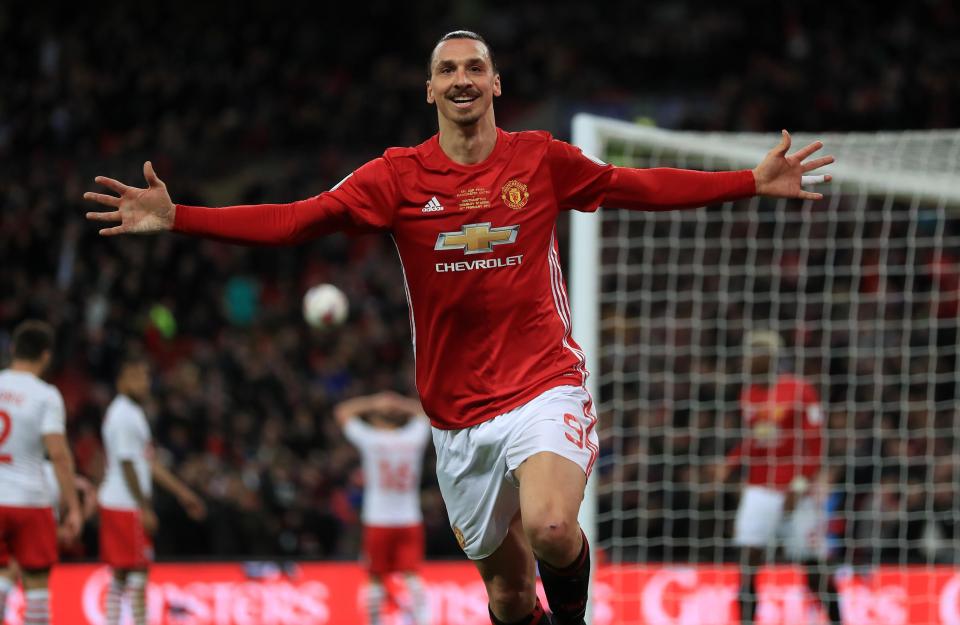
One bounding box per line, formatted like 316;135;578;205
84;161;176;236
140;506;159;536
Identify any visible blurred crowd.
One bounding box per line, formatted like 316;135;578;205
2;0;958;562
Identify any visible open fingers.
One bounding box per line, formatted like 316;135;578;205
94;175;133;195
799;190;825;201
801;174;833;186
802;155;835;172
789;140;824;162
771;129;791;156
82;191;121;208
85;210;122;223
98;224;129;237
143;161;163;188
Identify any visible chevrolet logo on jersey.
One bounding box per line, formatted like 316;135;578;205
434;222;519;255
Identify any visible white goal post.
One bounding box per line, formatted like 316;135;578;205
571;113;960;625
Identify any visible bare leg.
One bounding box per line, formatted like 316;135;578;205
516;452;589;625
474;512;540;623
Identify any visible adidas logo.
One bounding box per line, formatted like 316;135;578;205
422;196;444;213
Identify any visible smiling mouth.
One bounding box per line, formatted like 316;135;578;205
449;95;479;108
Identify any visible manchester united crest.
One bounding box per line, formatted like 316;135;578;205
500;179;530;210
453;526;466;550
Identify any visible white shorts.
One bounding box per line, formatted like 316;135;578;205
734;485;828;561
432;385;599;560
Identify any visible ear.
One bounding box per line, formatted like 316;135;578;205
426;79;435;104
492;73;502;97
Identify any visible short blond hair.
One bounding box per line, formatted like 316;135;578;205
743;329;784;355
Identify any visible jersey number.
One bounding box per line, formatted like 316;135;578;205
564;413;585;449
378;460;414;492
0;410;12;464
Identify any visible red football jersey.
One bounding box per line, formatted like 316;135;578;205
175;129;755;429
727;375;824;489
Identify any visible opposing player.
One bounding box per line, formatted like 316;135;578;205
0;320;82;625
98;355;206;625
83;31;834;624
717;330;841;625
335;391;431;625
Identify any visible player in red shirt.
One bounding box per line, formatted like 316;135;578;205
718;330;841;625
335;391;432;625
84;31;834;625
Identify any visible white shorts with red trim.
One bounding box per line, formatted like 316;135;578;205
432;384;598;560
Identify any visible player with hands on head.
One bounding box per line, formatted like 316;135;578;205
98;354;206;625
0;320;82;625
335;391;432;625
85;30;833;625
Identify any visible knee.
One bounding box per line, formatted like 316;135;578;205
524;514;580;563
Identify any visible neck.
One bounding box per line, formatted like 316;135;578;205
750;372;777;388
118;388;139;403
9;359;43;377
437;113;498;165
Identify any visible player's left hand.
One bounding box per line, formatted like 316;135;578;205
59;507;83;544
753;130;834;200
180;492;207;521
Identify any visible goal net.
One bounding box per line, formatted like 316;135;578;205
570;114;960;625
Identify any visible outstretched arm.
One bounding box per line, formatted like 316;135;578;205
605;131;833;209
551;130;834;212
84;158;397;243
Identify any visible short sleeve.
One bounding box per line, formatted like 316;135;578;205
41;388;66;436
546;139;615;213
343;417;374;448
114;411;145;460
325;157;400;233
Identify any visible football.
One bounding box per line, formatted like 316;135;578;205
302;284;349;328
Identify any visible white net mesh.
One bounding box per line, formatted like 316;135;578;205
572;116;960;625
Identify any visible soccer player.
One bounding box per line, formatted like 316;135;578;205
83;31;834;625
0;320;82;625
98;355;206;625
717;330;842;625
334;391;432;625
